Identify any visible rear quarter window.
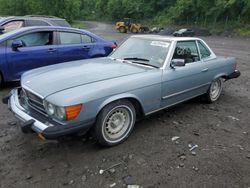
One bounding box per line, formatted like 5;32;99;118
198;41;211;59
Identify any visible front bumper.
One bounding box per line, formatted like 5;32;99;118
4;89;94;139
225;70;241;81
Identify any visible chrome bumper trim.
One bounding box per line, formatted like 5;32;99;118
9;89;51;132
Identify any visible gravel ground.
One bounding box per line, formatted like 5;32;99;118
0;22;249;188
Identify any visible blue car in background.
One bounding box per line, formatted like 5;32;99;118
0;26;117;85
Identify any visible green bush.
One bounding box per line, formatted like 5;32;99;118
238;28;250;37
0;0;249;36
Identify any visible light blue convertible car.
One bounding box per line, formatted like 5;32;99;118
3;35;240;146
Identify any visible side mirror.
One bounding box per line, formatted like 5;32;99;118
171;59;185;68
0;26;4;34
12;40;24;51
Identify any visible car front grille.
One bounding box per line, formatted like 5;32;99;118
22;88;47;115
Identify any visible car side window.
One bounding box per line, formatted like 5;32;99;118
81;34;93;43
3;20;24;32
172;41;200;63
59;32;82;44
25;20;50;26
14;31;53;47
198;41;211;59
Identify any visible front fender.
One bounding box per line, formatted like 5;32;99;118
97;93;144;115
213;72;227;81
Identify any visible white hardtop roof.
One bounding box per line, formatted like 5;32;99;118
131;35;200;42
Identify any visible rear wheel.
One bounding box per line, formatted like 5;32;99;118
94;100;136;146
205;78;223;103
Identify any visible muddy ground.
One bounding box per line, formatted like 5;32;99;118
0;22;249;188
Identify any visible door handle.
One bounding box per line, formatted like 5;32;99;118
201;68;208;72
48;48;57;53
82;46;90;50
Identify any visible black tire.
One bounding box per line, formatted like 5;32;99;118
94;100;136;146
0;72;3;87
205;78;223;103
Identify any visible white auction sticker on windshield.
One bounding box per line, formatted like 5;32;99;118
150;41;170;48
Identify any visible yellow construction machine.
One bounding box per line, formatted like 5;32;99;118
115;18;144;33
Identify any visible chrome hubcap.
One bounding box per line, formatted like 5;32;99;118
210;79;221;100
103;106;132;141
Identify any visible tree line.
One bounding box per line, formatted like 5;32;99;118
0;0;249;27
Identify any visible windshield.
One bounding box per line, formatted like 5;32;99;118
110;38;171;68
179;29;187;32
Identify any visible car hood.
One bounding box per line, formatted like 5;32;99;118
21;58;148;98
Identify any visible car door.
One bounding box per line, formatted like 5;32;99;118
6;30;58;79
196;40;219;82
56;31;94;63
161;40;209;108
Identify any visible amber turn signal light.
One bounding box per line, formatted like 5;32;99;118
65;104;82;120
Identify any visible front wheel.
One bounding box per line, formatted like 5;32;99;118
94;100;136;146
205;78;223;103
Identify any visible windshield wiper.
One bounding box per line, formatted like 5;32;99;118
124;57;150;62
123;57;159;68
132;62;159;68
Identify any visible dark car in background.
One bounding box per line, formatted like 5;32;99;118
0;26;117;85
0;15;71;34
173;28;195;37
